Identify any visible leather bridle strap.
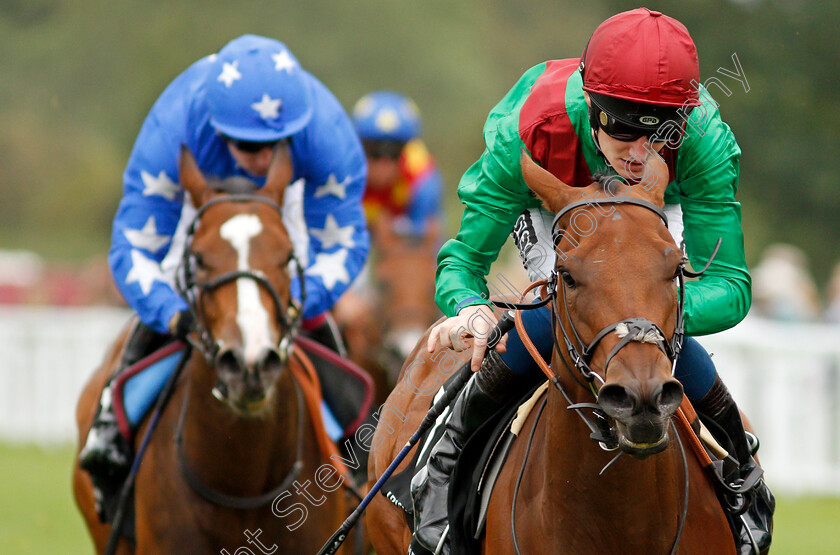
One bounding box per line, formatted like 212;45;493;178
551;196;669;241
176;193;306;362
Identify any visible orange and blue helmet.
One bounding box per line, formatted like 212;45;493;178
352;91;421;143
205;34;313;142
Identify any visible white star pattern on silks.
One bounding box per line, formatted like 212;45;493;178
252;93;283;120
124;216;170;253
218;61;242;88
313;174;349;199
307;249;350;290
310;214;355;249
125;249;167;295
272;50;297;73
375;108;401;133
141;170;179;200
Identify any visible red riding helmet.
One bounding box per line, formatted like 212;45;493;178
581;8;700;135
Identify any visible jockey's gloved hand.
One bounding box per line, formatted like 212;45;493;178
168;309;196;339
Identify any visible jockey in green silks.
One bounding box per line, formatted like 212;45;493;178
409;8;773;555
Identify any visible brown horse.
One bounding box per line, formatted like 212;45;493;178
73;147;351;554
367;152;744;554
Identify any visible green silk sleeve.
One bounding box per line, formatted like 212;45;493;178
435;65;545;317
676;88;751;335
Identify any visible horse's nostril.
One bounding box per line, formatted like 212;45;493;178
598;383;635;420
216;348;245;375
258;347;283;375
656;380;684;415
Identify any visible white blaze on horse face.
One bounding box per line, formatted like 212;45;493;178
220;214;272;365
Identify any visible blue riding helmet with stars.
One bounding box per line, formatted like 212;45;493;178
352;90;421;143
206;34;313;142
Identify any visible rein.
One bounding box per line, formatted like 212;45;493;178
507;399;690;555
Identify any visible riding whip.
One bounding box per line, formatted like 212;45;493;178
316;310;515;555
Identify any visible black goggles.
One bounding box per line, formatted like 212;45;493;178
222;135;288;153
588;93;683;143
362;140;405;161
594;109;654;142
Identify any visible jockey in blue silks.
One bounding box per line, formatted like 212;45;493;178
80;35;369;494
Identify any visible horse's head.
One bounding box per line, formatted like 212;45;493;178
522;149;685;457
178;145;299;415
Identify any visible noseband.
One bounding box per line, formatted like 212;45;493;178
175;193;306;363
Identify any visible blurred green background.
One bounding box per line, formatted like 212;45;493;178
2;0;840;552
3;0;840;284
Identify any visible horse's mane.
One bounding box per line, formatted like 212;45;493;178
591;172;624;194
208;175;260;194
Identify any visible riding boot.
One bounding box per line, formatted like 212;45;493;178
694;374;775;554
409;352;517;555
79;321;169;480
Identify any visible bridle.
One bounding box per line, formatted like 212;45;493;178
175;193;306;364
499;194;720;555
172;192;309;509
497;195;719;399
552;198;679;379
547;196;717;452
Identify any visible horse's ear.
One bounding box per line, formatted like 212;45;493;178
178;145;209;208
520;149;576;213
632;147;669;208
261;144;293;206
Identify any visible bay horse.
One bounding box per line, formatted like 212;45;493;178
367;151;746;553
73;146;350;553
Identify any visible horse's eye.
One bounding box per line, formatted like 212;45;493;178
560;270;577;289
193;253;205;268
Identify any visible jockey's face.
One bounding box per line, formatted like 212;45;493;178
584;93;666;182
597;132;667;182
226;139;290;178
363;140;403;191
366;156;401;190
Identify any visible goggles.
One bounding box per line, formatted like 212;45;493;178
595;110;653;142
222;136;288;153
362;139;405;161
589;93;685;143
